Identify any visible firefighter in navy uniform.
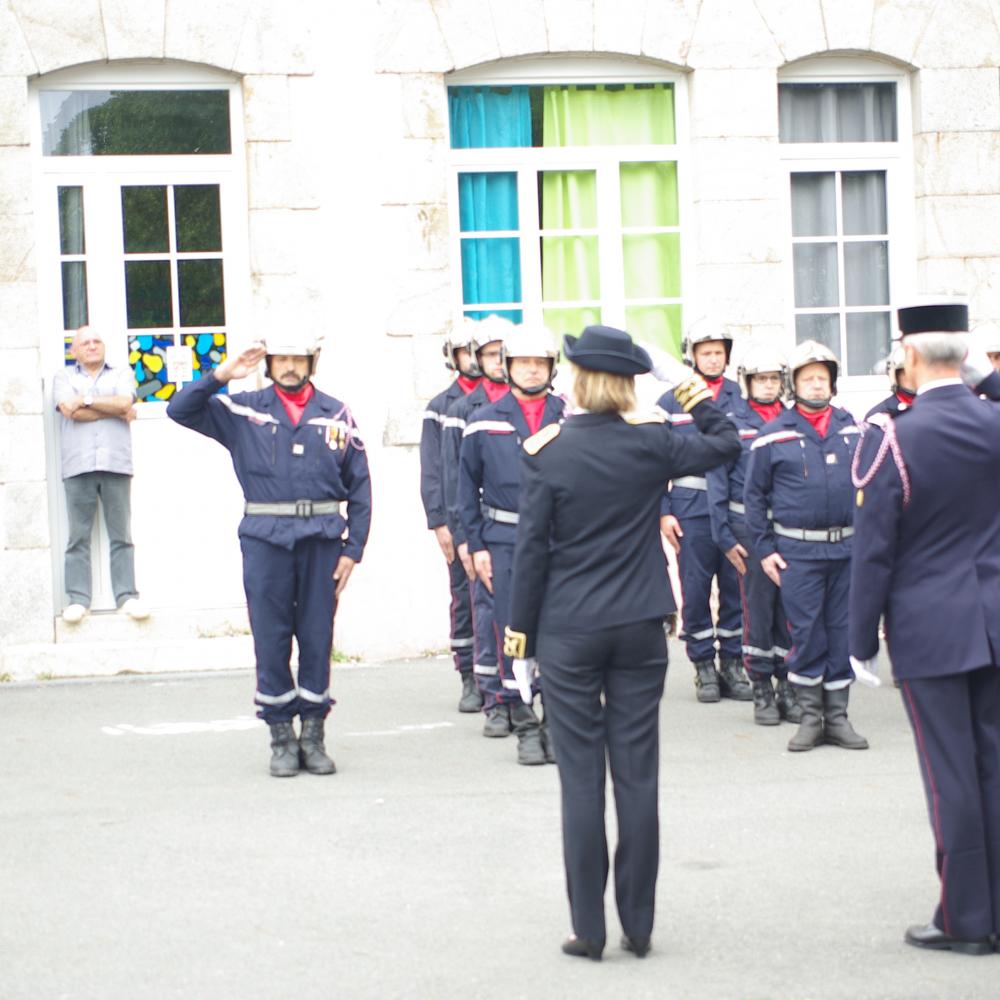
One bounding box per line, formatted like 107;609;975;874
167;336;371;777
458;325;564;765
419;321;482;712
503;326;740;961
865;342;916;420
706;344;800;726
850;301;1000;956
441;315;513;735
744;341;867;753
658;324;751;703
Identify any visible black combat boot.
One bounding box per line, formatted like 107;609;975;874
692;660;721;703
823;687;869;750
775;677;802;723
458;671;483;713
299;716;337;774
751;677;780;726
510;703;546;766
268;721;300;777
482;704;511;738
718;658;753;701
787;684;825;752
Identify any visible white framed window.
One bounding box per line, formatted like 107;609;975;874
30;62;250;410
778;57;915;390
446;57;690;354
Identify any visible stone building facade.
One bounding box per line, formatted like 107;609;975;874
1;0;999;678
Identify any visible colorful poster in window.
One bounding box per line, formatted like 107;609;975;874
181;332;227;382
129;334;176;401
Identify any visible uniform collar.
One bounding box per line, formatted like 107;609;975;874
916;377;963;396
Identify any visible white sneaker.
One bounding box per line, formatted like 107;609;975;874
120;598;150;621
62;603;88;624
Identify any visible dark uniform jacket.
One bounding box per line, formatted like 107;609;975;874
744;405;859;562
420;380;465;530
508;400;741;657
657;377;746;519
864;391;913;421
167;372;372;559
849;374;1000;679
457;392;565;552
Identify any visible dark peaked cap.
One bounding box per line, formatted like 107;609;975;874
898;302;969;335
563;325;652;375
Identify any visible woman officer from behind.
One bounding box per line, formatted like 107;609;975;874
503;325;740;961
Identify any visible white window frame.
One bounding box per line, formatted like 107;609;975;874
445;56;691;339
778;56;916;398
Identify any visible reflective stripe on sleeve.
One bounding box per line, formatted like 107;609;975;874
464;420;515;436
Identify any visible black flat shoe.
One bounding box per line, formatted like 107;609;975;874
561;935;603;961
904;923;993;955
621;934;651;958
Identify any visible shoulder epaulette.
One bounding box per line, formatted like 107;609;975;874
625;411;667;426
524;424;561;455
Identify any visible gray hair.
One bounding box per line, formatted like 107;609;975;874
903;332;966;367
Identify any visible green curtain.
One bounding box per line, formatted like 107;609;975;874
541;84;682;355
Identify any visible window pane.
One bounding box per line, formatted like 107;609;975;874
540;171;597;229
174;185;222;252
460;237;521;306
541;236;600;301
61;261;88;329
448;86;532;149
178;259;226;327
622;234;681;298
40;90;231;156
128;334;176;401
464;309;523;324
779;83;897;142
122;186;169;253
620;162;678;228
625;304;682;356
125;260;172;328
791;173;836;237
543;307;601;339
458;173;518;232
58;186;85;254
844;241;889;306
795;313;840;354
846;312;891;376
793;243;839;307
842;171;887;235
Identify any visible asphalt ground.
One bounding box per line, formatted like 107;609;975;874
1;644;997;1000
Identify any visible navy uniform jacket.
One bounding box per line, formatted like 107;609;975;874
457;392;565;552
508;399;741;657
864;392;912;421
420;379;465;530
706;405;769;554
657;377;746;519
849;374;1000;679
744;406;859;561
167;372;372;560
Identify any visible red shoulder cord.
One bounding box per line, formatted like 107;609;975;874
851;416;911;507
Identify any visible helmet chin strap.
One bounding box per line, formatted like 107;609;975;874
795;394;831;410
511;379;550;396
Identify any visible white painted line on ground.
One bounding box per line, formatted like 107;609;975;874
344;722;455;737
101;715;264;737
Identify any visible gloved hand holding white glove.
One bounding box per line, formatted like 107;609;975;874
850;655;881;688
641;343;692;388
512;657;539;705
961;332;995;390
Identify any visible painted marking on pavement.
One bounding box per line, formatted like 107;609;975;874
101;715;264;737
344;722;455;737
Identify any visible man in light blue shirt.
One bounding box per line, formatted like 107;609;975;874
52;326;148;623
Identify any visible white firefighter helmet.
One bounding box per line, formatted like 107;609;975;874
788;339;839;395
737;343;788;399
681;318;734;369
501;324;559;394
973;321;1000;355
469;313;516;354
885;341;906;390
263;333;323;377
442;316;481;373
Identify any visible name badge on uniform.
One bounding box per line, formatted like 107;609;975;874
826;453;837;465
292;443;305;456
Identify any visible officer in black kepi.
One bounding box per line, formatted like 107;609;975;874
167;335;371;777
504;325;740;962
419;319;482;713
850;299;1000;955
865;342;916;420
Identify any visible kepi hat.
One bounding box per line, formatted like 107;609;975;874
563;325;652;376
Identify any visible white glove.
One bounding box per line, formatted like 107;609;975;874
642;343;691;388
850;655;881;688
512;657;539;705
961;333;994;389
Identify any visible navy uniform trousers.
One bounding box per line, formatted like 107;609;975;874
539;619;668;946
899;667;1000;941
472;579;499;707
242;534;343;723
446;556;474;673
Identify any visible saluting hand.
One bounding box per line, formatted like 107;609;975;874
472;549;493;593
725;543;748;576
659;514;683;554
214;343;267;383
761;552;787;587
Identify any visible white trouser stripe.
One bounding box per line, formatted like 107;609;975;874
501;679;521;689
255;688;298;705
685;628;715;640
298;687;330;704
742;644;775;658
773;646;790;657
787;672;823;687
474;664;498;676
716;627;742;638
450;637;474;648
823;678;853;691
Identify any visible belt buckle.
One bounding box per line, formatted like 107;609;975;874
295;499;313;518
828;527;842;543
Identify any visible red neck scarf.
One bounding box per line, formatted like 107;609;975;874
896;388;916;405
796;403;832;438
517;394;548;436
483;380;509;403
704;375;723;400
457;374;480;395
749;399;783;424
274;382;314;426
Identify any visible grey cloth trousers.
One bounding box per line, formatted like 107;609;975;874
63;471;137;607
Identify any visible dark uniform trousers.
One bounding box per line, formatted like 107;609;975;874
472;579;500;707
242;535;342;723
900;667;1000;941
447;556;474;673
539;619;668;945
781;557;851;688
